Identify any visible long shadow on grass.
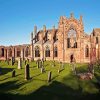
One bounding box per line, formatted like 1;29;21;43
0;67;14;75
0;80;100;100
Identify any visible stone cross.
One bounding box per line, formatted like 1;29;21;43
47;71;52;82
25;64;30;80
18;58;22;69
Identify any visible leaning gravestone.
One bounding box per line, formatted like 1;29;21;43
25;64;30;80
12;70;16;77
47;71;52;82
18;58;22;69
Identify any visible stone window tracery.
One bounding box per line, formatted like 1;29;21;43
45;46;50;57
35;46;40;57
67;28;77;48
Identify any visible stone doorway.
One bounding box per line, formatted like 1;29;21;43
70;54;74;63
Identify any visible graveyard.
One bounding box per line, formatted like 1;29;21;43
0;60;100;100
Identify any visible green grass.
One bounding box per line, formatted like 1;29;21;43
0;61;100;100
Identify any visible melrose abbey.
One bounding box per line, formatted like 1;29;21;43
0;13;100;63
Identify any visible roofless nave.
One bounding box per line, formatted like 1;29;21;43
0;13;100;63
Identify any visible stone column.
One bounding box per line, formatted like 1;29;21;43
12;48;15;58
7;48;9;59
4;49;7;60
51;26;55;60
21;48;24;61
15;48;17;58
31;32;34;60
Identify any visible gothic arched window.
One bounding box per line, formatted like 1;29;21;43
54;46;58;57
35;46;40;57
1;48;4;57
45;46;50;57
17;48;21;57
25;47;30;57
67;28;77;48
85;45;89;57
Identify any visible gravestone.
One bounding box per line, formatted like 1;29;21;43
61;62;64;69
0;68;2;75
7;59;9;65
24;60;26;65
12;70;15;77
25;64;30;80
58;69;60;73
18;58;22;69
48;71;52;82
40;61;42;68
11;57;15;66
41;67;45;73
36;60;40;69
70;62;77;75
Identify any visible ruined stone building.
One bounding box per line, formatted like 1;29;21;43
0;13;100;63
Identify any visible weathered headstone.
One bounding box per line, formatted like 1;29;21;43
24;60;26;65
12;70;15;77
0;68;2;75
47;71;52;82
58;69;60;73
61;62;64;69
18;58;22;69
27;58;29;63
11;57;15;66
7;59;9;65
41;67;45;73
36;60;40;69
25;64;30;80
40;61;42;68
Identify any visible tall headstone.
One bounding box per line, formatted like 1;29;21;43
36;60;40;69
12;70;16;77
18;58;22;69
25;64;30;80
48;71;52;82
24;60;26;65
11;57;15;66
7;58;9;65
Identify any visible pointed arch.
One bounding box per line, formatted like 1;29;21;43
45;45;50;57
25;47;30;57
85;45;89;57
1;48;4;57
8;48;12;57
35;46;40;57
17;48;21;57
67;28;77;48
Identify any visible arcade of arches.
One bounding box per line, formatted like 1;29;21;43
0;14;100;63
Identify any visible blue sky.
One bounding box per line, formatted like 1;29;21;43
0;0;100;46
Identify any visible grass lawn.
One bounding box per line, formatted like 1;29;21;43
0;60;100;100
